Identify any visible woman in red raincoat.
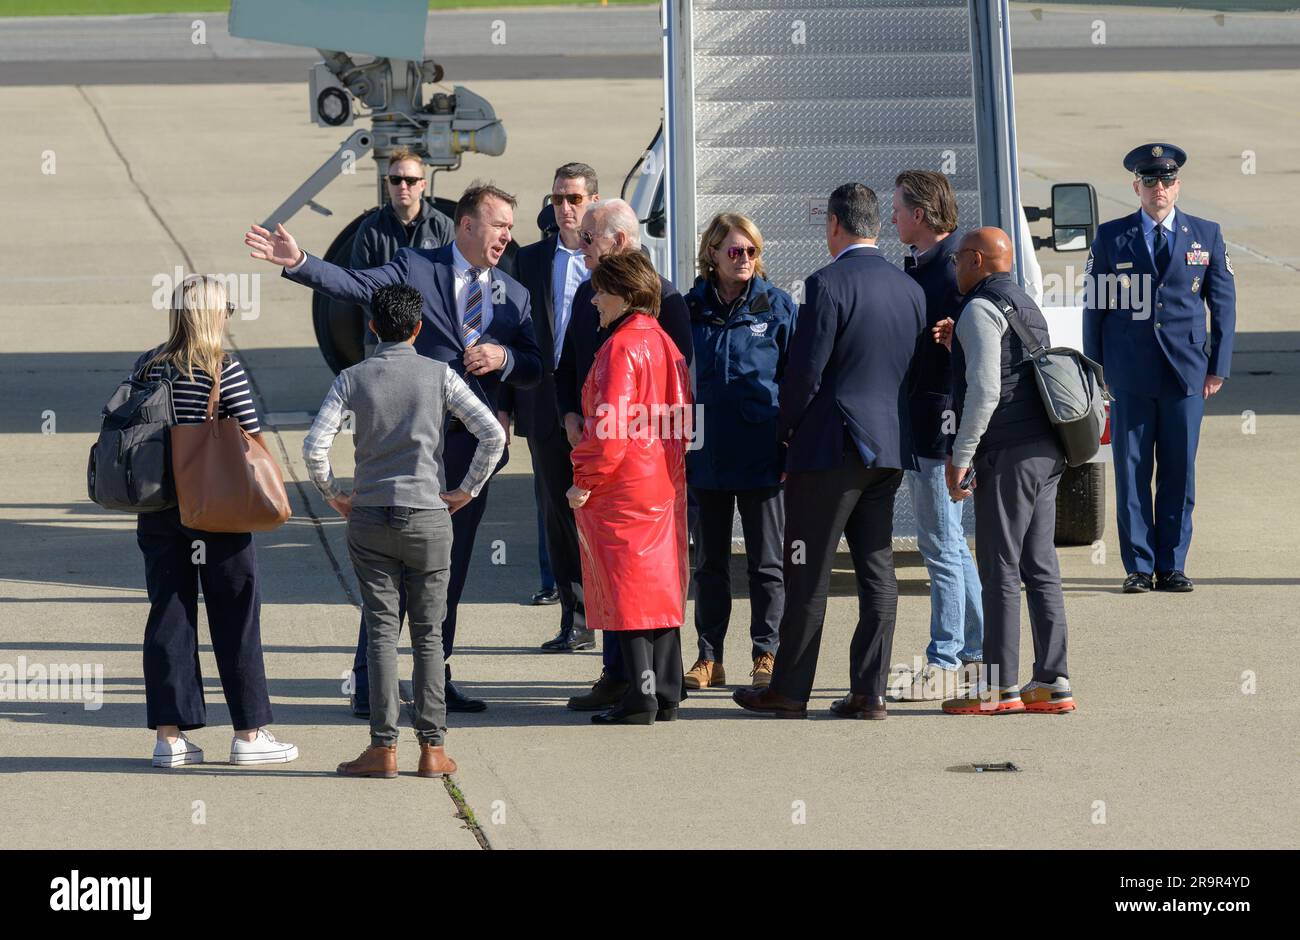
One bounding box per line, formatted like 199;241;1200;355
566;251;692;725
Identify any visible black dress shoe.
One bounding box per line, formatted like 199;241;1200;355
1122;572;1154;594
541;626;596;652
1155;570;1194;592
732;686;807;719
829;693;887;720
567;669;630;711
445;680;487;713
531;588;561;606
590;707;656;725
656;706;679;722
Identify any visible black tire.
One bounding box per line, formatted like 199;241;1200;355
310;196;520;374
1055;461;1106;546
311;208;374;374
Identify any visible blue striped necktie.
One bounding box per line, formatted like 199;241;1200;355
463;266;484;346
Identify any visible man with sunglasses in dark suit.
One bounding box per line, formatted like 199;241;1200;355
1083;144;1236;595
510;163;601;656
246;183;542;714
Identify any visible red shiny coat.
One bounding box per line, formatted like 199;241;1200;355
571;313;692;631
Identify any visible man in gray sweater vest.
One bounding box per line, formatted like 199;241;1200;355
303;284;505;778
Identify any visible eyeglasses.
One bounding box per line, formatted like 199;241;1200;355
725;246;758;260
1139;174;1178;189
551;193;588;206
387;175;423;187
948;248;980;266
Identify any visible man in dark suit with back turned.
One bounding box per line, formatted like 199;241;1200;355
734;183;926;721
511;163;602;655
245;183;542;713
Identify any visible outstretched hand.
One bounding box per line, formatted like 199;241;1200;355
245;222;303;268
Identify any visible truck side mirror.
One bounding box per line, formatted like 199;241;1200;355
646;209;667;240
1050;183;1098;252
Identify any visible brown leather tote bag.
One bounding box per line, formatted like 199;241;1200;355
170;369;291;533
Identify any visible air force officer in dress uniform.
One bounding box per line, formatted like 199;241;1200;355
1083;144;1236;594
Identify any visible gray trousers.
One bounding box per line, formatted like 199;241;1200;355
972;435;1069;688
347;505;453;747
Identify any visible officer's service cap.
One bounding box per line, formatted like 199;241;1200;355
1123;143;1187;175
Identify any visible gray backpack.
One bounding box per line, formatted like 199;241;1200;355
1000;304;1109;467
87;358;177;512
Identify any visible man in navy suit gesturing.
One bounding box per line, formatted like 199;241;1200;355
733;183;926;721
246;183;542;712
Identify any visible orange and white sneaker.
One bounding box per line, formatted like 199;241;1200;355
1021;678;1075;714
942;684;1025;715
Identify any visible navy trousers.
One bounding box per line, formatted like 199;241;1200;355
137;507;272;731
690;485;784;663
353;425;497;695
1110;381;1204;575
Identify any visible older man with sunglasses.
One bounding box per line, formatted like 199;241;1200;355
1083;143;1236;595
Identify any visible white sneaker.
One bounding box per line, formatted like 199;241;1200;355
152;732;204;768
229;728;299;766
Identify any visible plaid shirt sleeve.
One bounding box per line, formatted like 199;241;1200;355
444;369;506;497
302;373;348;501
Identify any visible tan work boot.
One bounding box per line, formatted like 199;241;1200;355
683;659;726;689
750;652;776;688
336;744;397;779
418;743;458;778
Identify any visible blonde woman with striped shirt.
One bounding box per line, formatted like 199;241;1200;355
135;275;298;769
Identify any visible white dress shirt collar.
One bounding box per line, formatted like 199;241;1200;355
833;242;878;262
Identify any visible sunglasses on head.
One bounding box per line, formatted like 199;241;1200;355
580;231;596;245
551;193;587;206
1139;173;1178;188
725;246;758;260
387;175;423;187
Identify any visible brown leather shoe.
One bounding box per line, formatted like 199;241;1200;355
417;744;457;778
829;693;887;720
684;659;726;690
750;652;776;688
733;686;807;718
337;744;397;778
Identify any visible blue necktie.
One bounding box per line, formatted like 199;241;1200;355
1153;224;1171;279
463;267;484;346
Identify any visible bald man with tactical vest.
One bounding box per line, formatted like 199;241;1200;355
939;227;1075;716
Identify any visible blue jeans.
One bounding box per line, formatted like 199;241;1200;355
910;457;983;669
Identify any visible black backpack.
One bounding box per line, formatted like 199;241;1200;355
87;356;178;512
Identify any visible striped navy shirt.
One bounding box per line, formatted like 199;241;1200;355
143;357;260;433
